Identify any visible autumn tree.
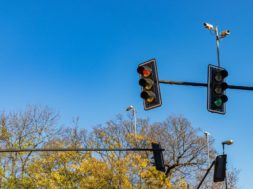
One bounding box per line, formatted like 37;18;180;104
0;105;59;188
18;124;170;189
0;107;238;188
89;114;238;188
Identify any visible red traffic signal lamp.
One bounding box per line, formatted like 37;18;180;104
137;59;162;110
207;65;228;114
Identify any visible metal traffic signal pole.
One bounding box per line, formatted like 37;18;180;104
215;26;221;67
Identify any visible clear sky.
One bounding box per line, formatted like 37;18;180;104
0;0;252;188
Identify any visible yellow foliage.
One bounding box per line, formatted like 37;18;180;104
172;178;189;189
17;150;172;189
0;123;172;189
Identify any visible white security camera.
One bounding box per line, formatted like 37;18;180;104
220;30;230;38
203;22;214;30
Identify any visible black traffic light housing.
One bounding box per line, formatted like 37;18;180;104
213;154;227;182
207;64;228;114
137;59;162;110
151;143;166;172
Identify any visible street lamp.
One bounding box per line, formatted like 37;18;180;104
222;139;234;154
221;139;234;189
126;105;137;135
204;131;210;166
197;139;233;189
203;22;230;67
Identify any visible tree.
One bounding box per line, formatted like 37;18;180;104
0;105;59;188
20;125;171;189
0;107;238;188
89;114;238;188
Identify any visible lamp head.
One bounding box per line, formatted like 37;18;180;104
222;140;234;145
126;105;134;111
204;131;210;136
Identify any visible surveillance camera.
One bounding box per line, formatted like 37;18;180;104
203;22;214;30
220;30;230;38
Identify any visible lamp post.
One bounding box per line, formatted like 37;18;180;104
222;139;234;154
126;105;137;135
222;139;234;189
204;131;210;166
197;139;234;189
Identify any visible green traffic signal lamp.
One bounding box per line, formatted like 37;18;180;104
214;95;228;107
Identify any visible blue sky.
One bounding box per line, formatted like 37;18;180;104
0;0;252;187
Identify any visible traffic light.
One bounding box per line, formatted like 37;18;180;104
213;155;227;182
151;143;166;172
207;64;228;114
137;59;162;110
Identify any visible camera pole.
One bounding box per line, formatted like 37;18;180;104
214;26;221;67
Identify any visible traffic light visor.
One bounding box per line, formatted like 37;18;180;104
214;70;228;82
214;95;228;107
137;66;152;77
141;91;156;103
214;83;228;95
139;78;154;90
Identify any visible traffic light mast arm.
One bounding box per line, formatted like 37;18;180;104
160;80;253;91
0;147;161;153
227;84;253;90
159;80;207;87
